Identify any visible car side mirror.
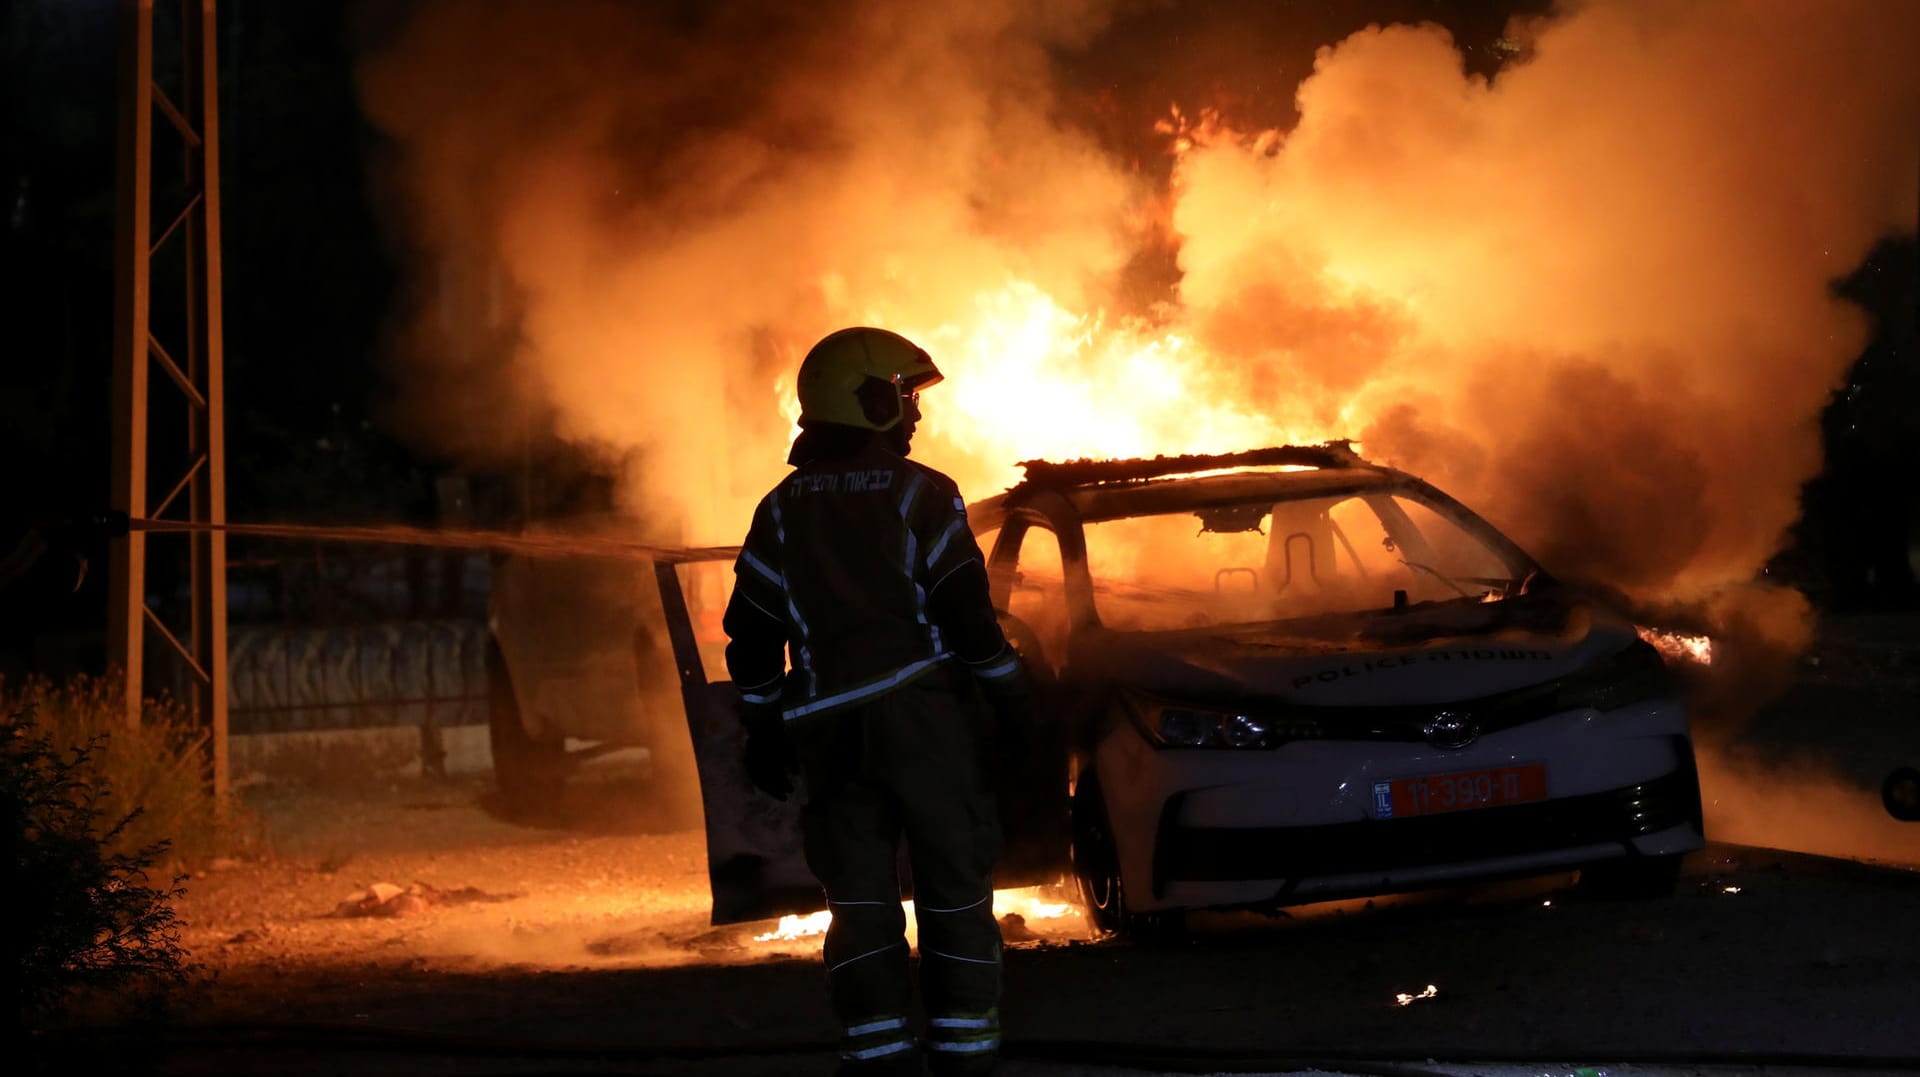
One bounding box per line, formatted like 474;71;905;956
1884;766;1920;822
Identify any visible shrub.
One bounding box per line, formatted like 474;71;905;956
2;710;190;1044
0;673;232;866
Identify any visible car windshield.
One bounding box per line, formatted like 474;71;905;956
1080;491;1533;631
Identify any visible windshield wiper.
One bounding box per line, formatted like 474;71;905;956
1399;559;1472;598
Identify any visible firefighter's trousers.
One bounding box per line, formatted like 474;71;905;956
791;671;1003;1073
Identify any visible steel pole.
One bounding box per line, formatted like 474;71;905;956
186;0;229;800
109;0;153;732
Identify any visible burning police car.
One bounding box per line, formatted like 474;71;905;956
513;443;1703;935
968;443;1704;935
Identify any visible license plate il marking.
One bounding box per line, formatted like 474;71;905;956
1374;762;1548;819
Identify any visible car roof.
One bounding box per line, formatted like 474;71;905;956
968;443;1417;529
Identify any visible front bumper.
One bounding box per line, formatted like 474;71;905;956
1159;767;1698;888
1094;698;1705;911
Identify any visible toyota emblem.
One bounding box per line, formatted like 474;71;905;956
1422;710;1479;749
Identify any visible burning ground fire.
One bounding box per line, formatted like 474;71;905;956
753;887;1078;944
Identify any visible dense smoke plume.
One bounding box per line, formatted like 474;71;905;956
359;0;1916;616
1170;2;1918;621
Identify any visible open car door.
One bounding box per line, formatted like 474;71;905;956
653;553;1071;927
653;552;818;925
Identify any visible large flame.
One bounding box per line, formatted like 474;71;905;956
894;281;1333;492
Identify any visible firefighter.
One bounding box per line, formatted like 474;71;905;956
723;326;1031;1075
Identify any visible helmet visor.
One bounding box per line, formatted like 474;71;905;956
893;365;944;395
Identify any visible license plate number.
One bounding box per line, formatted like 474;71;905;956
1372;763;1547;819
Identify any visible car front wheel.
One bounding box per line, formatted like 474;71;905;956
1072;774;1185;940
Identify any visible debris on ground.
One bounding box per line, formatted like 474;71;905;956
998;911;1040;943
334;881;514;918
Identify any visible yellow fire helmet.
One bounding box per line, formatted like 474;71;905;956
794;326;944;432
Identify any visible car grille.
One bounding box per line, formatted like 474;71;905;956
1153;762;1701;894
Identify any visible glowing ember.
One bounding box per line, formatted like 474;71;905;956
751;887;1075;944
1636;626;1714;666
1394;984;1440;1007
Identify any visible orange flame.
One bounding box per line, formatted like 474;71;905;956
880;279;1339;493
1637;626;1714;666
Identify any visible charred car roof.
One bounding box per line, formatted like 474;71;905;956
968;442;1424;530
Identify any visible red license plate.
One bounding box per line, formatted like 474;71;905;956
1373;763;1548;819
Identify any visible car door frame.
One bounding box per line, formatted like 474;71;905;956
985;487;1101;645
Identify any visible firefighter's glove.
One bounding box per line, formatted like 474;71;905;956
738;702;796;802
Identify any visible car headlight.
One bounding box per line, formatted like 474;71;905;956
1222;713;1269;749
1550;639;1674;712
1158;707;1221;747
1140;704;1324;749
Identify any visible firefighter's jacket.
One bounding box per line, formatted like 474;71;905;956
723;434;1021;721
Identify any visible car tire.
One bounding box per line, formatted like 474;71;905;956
1577;853;1684;899
1072;773;1186;941
487;643;567;818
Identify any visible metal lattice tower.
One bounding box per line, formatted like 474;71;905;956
108;0;229;800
